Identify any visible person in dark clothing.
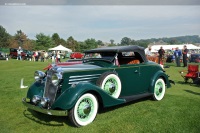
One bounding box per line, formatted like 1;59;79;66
158;46;165;64
182;45;188;67
174;47;182;67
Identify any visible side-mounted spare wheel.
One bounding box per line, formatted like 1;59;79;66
153;78;166;101
69;93;98;127
96;72;121;98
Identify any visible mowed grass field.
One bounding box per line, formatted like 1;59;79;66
0;59;200;133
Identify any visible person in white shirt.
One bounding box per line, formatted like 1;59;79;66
145;47;152;56
17;47;22;60
44;52;48;62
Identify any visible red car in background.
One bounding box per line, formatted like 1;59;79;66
10;48;27;59
10;48;32;60
70;52;84;59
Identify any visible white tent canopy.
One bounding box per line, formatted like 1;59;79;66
48;44;72;52
145;44;200;53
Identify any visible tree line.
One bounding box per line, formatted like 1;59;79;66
0;25;199;52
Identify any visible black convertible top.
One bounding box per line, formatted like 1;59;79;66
84;45;147;62
84;45;144;53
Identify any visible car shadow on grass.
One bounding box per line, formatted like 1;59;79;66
23;109;73;127
98;96;152;114
184;90;200;96
176;81;192;85
23;97;152;127
176;80;200;87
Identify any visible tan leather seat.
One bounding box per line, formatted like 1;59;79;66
133;60;140;64
128;60;140;64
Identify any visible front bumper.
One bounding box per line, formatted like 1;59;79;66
22;98;68;116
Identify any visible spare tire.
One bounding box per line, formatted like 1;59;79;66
96;72;121;98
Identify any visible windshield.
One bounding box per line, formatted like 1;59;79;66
84;52;116;62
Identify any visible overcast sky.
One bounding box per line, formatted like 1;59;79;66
0;5;200;43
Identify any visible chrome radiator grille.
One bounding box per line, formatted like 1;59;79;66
44;70;58;107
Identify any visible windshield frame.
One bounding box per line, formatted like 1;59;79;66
83;52;117;63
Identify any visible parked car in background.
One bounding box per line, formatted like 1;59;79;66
10;48;32;60
70;52;84;59
22;45;172;127
0;51;7;60
189;54;200;63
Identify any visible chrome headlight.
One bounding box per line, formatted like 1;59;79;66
41;97;50;108
34;71;46;81
32;95;42;105
52;72;63;86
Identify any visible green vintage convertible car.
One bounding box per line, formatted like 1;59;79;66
22;45;172;127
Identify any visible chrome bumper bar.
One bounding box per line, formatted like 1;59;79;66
22;98;68;116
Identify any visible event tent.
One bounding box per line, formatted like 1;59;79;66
49;45;72;52
145;44;200;53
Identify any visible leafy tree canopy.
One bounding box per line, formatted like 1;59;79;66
0;25;11;48
66;36;79;52
35;33;52;51
120;37;135;46
52;33;60;46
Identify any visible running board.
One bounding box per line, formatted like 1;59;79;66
119;93;153;102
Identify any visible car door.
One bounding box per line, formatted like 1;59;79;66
116;64;143;96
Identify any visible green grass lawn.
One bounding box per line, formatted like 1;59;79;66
0;59;200;133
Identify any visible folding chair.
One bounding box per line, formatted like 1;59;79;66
180;64;199;83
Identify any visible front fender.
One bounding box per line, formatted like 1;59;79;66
51;82;125;110
149;70;171;93
27;81;44;99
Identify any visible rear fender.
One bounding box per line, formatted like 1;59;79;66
149;70;171;93
51;82;125;110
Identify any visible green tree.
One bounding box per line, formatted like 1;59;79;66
35;33;52;50
66;36;79;52
85;38;97;49
79;38;98;52
0;25;11;48
136;40;149;48
9;30;33;50
121;37;132;46
52;33;60;46
169;39;178;44
97;40;104;46
79;41;87;52
130;39;136;45
110;39;115;45
60;38;67;47
14;30;27;47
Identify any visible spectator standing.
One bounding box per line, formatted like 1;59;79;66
145;46;152;56
44;52;48;62
17;46;22;60
57;51;61;63
174;47;182;67
35;51;38;61
52;51;55;63
182;45;188;67
158;46;165;64
32;51;36;61
40;51;45;62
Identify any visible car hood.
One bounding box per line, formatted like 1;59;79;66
43;61;82;70
53;63;102;72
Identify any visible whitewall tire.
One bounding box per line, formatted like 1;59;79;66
69;93;98;127
153;78;166;101
97;72;121;98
